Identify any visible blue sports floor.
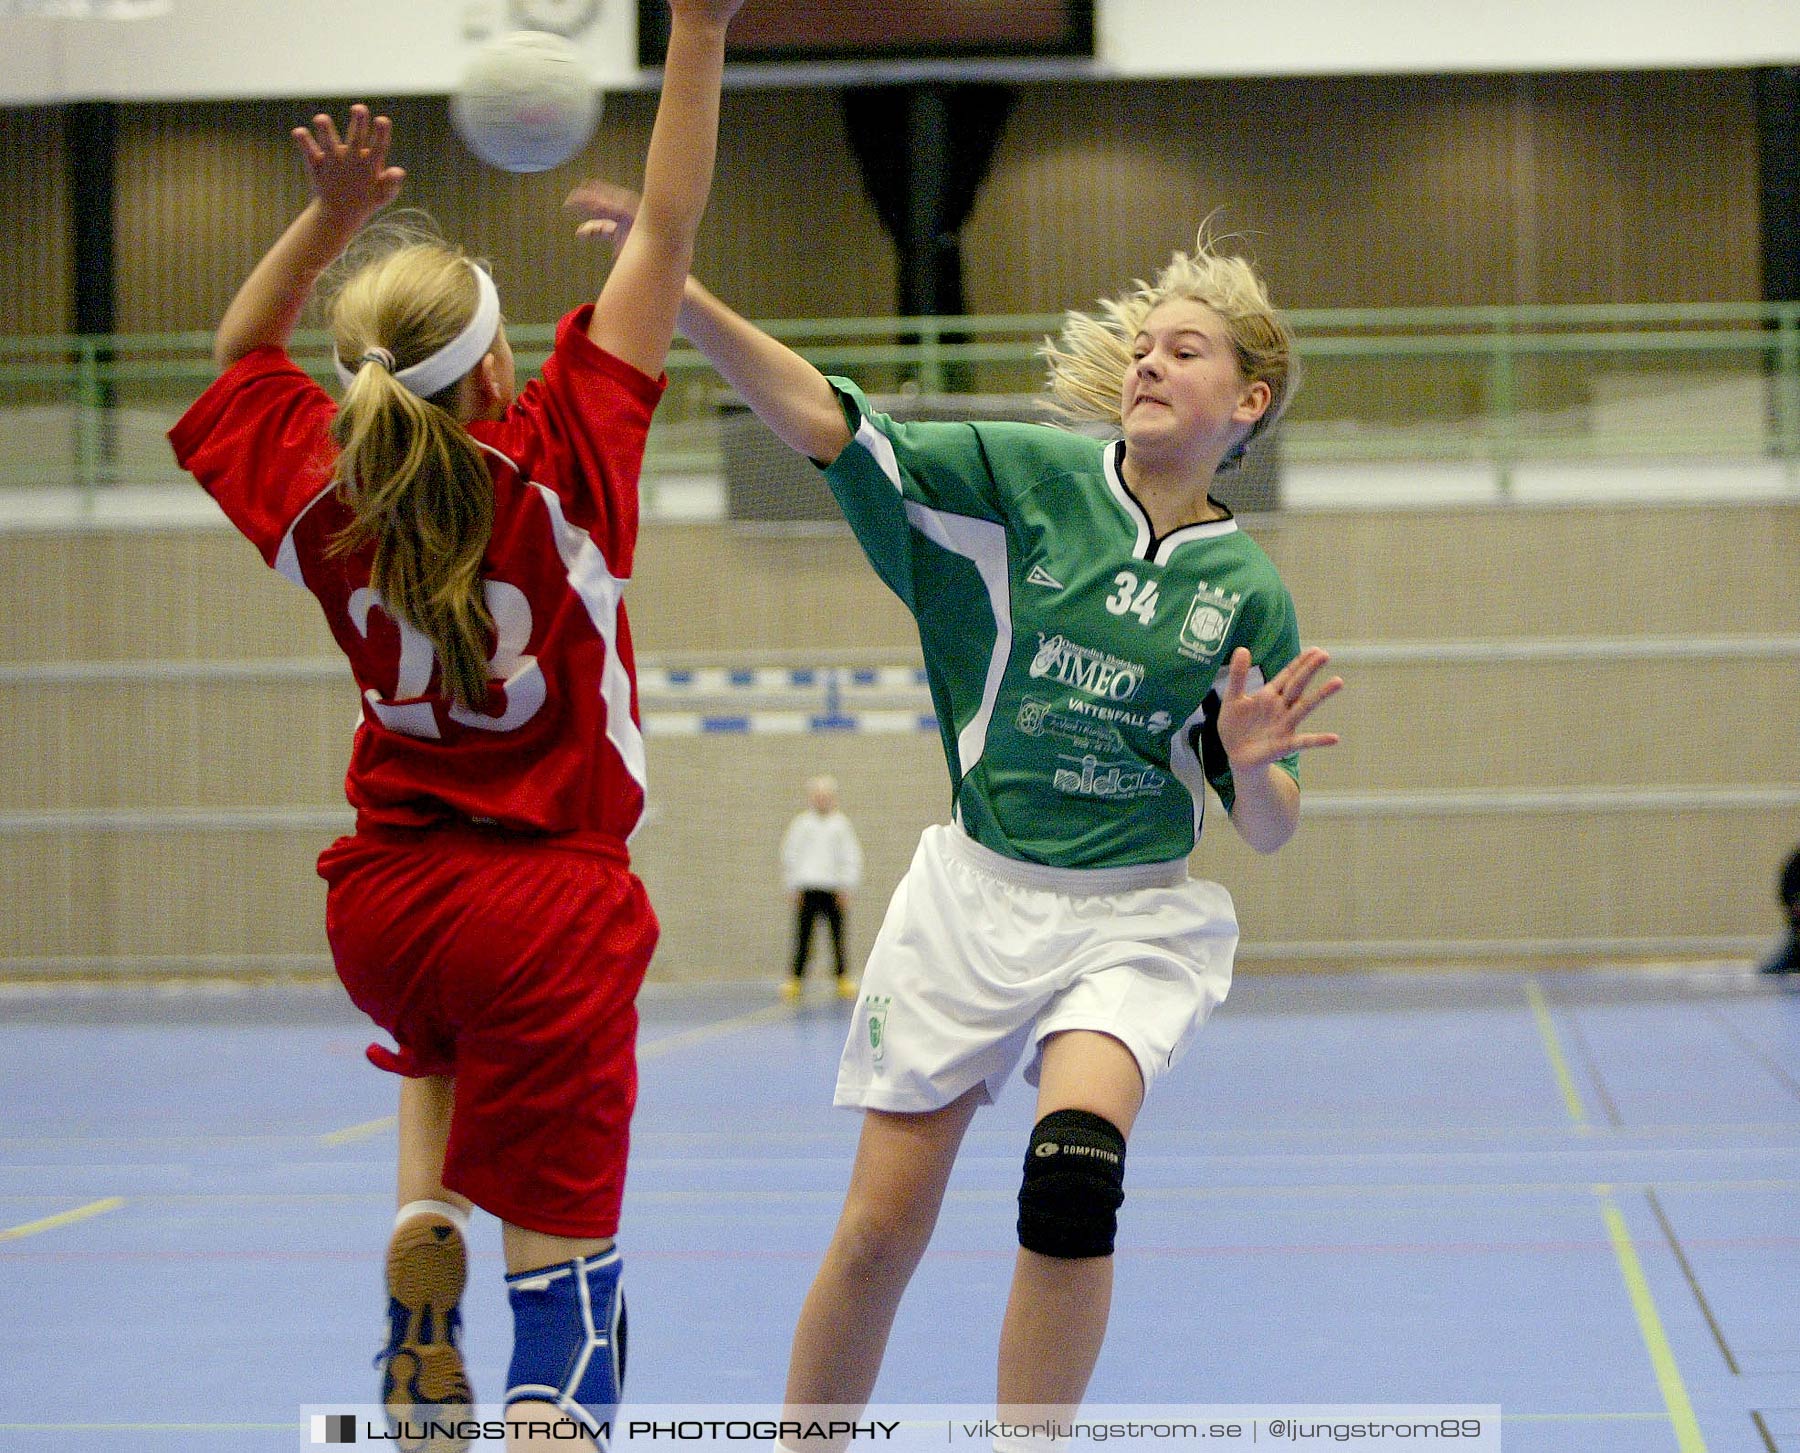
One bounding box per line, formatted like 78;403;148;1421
1;968;1797;1451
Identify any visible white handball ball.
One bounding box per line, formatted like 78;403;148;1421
451;29;600;173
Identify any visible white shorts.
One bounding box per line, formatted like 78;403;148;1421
834;823;1238;1113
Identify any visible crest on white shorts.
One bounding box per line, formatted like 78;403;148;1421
864;994;892;1065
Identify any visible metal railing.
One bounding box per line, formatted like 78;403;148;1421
0;302;1797;492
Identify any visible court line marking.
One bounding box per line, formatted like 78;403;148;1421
1599;1188;1708;1453
0;1197;124;1241
1554;1005;1624;1127
1645;1186;1740;1375
1524;978;1590;1128
1698;1004;1800;1103
315;1002;792;1144
1526;990;1709;1452
317;1116;392;1147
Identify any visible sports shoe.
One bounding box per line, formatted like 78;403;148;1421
378;1215;473;1453
836;976;859;1001
780;978;803;1004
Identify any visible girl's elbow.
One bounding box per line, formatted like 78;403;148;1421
1231;808;1300;854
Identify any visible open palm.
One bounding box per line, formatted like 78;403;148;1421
290;104;405;228
1216;645;1343;771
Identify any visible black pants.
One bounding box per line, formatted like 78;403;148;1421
792;889;847;979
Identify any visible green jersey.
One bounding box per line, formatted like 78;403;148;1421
821;379;1303;870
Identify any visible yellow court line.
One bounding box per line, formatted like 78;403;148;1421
0;1196;124;1241
1599;1190;1708;1453
319;1002;788;1143
1525;984;1706;1449
1524;978;1590;1129
318;1116;395;1147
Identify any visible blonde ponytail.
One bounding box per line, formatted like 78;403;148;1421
327;243;498;713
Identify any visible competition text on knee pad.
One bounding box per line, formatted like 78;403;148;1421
1016;1108;1127;1258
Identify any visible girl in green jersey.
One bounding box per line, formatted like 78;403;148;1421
571;185;1342;1433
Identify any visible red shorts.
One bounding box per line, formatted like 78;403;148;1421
318;824;657;1239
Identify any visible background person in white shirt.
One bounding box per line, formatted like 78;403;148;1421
780;775;864;1001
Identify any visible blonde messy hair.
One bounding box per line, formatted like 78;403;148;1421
1042;229;1297;465
326;224;498;714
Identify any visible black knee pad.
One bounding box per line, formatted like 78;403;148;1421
1017;1109;1126;1258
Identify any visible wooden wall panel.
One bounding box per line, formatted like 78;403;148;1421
0;106;70;336
36;67;1757;337
0;528;333;663
963;71;1760;315
1525;71;1762;306
107;88;894;335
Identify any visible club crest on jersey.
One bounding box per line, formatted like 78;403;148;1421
1178;581;1242;664
1028;633;1145;702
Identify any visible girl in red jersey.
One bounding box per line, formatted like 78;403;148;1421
168;4;741;1446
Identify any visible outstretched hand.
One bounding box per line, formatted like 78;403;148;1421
565;180;642;254
290;104;404;228
1216;646;1343;773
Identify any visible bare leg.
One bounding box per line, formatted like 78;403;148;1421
397;1074;473;1215
783;1086;985;1423
995;1031;1145;1411
383;1077;477;1453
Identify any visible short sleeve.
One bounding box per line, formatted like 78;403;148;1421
471;305;666;575
167;348;339;565
823;378;1007;519
820;378;1009;608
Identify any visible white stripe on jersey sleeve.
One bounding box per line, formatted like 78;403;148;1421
527;481;650;838
854;415;904;493
849;409;1013;803
272;481;340;588
900;500;1011;787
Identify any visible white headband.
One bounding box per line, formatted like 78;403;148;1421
333;262;501;399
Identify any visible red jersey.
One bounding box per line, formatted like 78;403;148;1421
170;306;665;843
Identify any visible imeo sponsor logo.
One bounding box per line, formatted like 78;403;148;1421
1028;634;1146;702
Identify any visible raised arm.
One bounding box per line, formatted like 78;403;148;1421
212;106;404;371
566;181;852;461
586;0;741;378
676;277;853;461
